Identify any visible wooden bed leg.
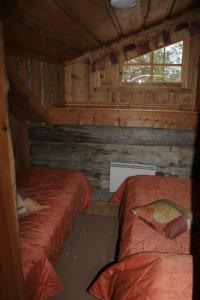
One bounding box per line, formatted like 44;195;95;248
0;21;25;300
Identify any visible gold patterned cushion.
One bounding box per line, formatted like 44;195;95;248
131;199;192;239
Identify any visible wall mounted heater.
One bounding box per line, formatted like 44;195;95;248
109;162;156;192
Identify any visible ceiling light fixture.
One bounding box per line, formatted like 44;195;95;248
110;0;137;9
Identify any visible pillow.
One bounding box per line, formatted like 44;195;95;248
131;199;192;239
16;193;27;217
16;193;42;218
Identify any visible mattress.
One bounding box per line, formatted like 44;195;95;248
17;166;92;300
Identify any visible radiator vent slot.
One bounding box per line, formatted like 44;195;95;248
109;162;156;192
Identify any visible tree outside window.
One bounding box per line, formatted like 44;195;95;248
122;41;183;84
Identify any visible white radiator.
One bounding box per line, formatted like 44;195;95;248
109;162;156;192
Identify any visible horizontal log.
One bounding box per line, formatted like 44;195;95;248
31;157;192;188
29;125;197;147
31;141;194;167
51;107;199;129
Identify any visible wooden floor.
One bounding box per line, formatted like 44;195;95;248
50;212;119;300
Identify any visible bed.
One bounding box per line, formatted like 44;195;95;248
17;166;92;300
89;175;200;300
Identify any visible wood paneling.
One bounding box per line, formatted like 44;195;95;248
6;51;65;122
10;115;31;174
0;21;25;300
7;63;51;124
52;107;199;129
30;125;197;201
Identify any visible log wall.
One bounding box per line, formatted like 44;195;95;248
10;115;31;175
30;125;198;201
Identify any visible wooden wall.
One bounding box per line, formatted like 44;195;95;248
9;115;31;175
29;125;198;201
0;21;25;300
51;28;200;128
6;49;65;111
64;35;198;110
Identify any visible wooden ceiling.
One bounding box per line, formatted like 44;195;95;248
3;0;199;62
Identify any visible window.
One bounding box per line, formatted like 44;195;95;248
122;41;183;85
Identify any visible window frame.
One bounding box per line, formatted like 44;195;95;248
121;39;188;88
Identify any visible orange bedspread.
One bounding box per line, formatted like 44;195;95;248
17;166;92;300
90;175;199;300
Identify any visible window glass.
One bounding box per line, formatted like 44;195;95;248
164;41;183;64
122;41;183;84
164;66;182;82
123;65;151;83
130;53;151;64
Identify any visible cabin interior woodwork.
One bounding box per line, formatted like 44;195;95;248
0;0;200;299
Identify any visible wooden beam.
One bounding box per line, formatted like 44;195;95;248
166;0;177;19
103;0;124;38
51;106;199;129
0;21;25;300
13;13;83;55
143;0;151;29
68;7;200;65
8;90;43;123
51;0;103;47
7;63;52;124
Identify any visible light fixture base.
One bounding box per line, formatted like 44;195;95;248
110;0;137;9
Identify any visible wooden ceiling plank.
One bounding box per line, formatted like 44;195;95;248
70;8;200;64
51;0;103;46
103;0;124;38
5;17;78;61
168;0;193;18
143;0;151;29
59;0;119;44
13;13;83;55
190;0;200;9
165;0;177;19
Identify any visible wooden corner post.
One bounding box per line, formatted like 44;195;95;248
0;22;25;299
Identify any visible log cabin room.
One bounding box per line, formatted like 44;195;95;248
1;0;200;299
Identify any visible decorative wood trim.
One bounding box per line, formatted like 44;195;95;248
0;21;25;300
51;106;199;129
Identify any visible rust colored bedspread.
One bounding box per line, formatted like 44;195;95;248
17;166;92;300
90;175;200;300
